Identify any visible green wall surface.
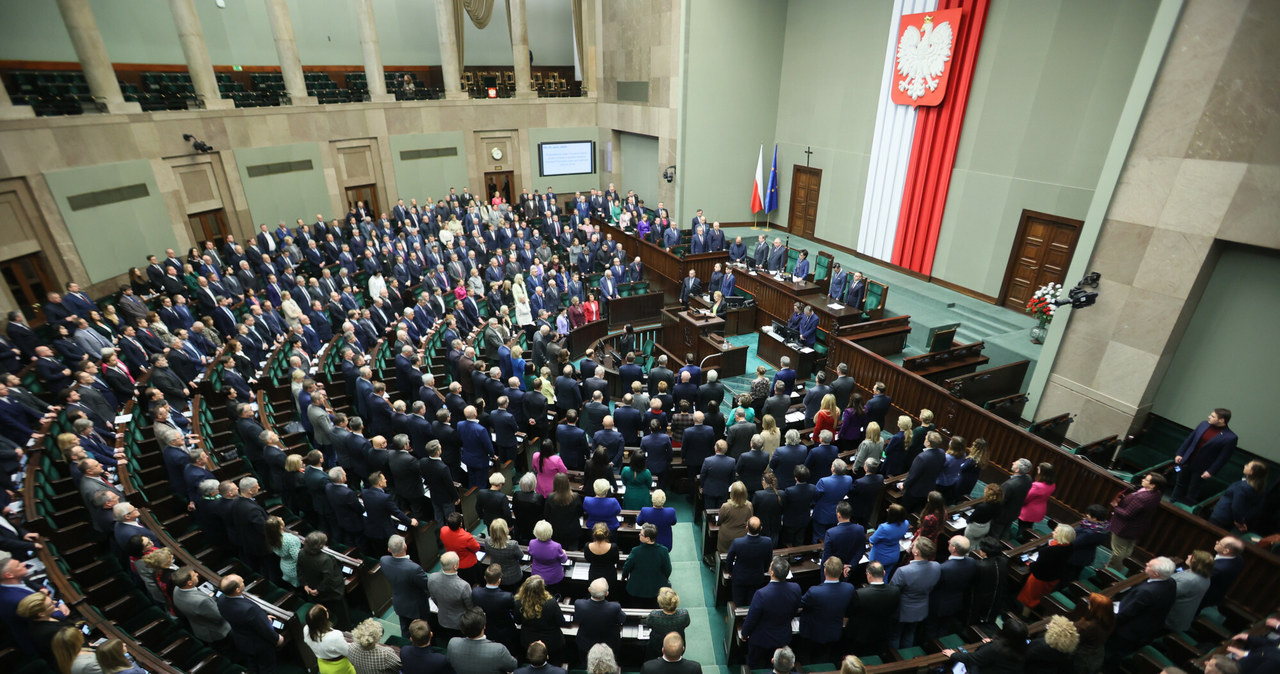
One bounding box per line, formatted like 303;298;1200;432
389;131;470;204
619;132;660;211
43;160;179;284
1152;245;1280;462
528;127;602;195
772;0;891;245
930;0;1160;296
677;0;787;225
233;143;331;227
0;0;571;67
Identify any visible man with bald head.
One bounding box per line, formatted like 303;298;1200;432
573;577;625;666
727;516;775;606
641;632;701;674
216;573;282;672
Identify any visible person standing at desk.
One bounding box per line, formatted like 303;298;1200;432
709;291;727;317
793;250;810;281
828;263;848;302
799;306;819;347
767;239;787;272
679;270;702;307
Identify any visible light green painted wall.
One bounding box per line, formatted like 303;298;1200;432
43;160;179;284
677;0;787;224
389;132;470;204
0;0;571;67
1152;245;1280;462
527;127;601;194
773;0;891;244
233;143;331;227
931;0;1160;296
619;132;660;211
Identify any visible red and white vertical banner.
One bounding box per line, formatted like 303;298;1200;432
858;0;938;263
891;0;990;274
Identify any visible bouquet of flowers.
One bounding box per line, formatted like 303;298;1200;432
1026;282;1062;325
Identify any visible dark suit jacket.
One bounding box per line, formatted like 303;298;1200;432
1176;421;1239;475
217;595;277;656
726;534;774;586
380;554;431;619
1202;555;1244;608
472;585;518;645
822;521;867;566
849;583;900;646
930;556;977;617
1115;578;1177;644
863;393;892;430
231;496;270;556
741;581;802;648
641;658;702;674
364;487;411;541
573;598;625;654
799;580;857;643
998;474;1033;525
904;447;946;498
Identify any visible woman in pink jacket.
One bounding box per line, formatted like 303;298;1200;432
1017;462;1057;535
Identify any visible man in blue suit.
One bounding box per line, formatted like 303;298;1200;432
1171;408;1239;504
216;574;282;673
846;272;867;311
864;382;892;431
901;431;947;513
771;357;797;396
699;440;736;509
380;534;431;638
458;405;495;490
798;556;858;664
726;517;775;605
741;556;802;669
798;305;819;347
822;502;867;571
889;538;942;649
828;263;848;301
662;224;681;249
555;410;590;471
925;535;977;641
721;267;736;298
767;239;787;272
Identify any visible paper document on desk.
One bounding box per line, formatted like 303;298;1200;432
570;562;590;581
785;412;805;424
828;303;845;310
951;517;968;528
637;625;651;640
800;347;815;354
114;414;133;425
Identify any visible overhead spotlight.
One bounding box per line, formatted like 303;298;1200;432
183;133;214;153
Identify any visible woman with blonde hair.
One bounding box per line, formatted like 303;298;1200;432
18;593;73;661
584;477;624;530
643;587;690;659
852;422;883;476
882;415;913;475
57;433;82;461
515;576;566;663
93;638;146;674
584;522;621;593
483;518;525;591
1025;615;1080;673
529;520;569;586
840;656;867;674
1017;524;1076;616
51;626;96;674
303;604;356;674
759;414;781;455
266;515;302;587
812;394;840;444
347;618;400;674
141;547;175;607
956;438;988;502
282;452;306;513
716;481;753;553
279;290;303;327
964;483;1003;542
511;273;529;305
636;489;677;550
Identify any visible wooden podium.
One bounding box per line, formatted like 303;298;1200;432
662;308;725;351
756;326;820;378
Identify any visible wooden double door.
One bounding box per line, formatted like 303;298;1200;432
999;210;1082;310
787;165;821;237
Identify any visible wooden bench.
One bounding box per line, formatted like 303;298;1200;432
944;359;1030;406
983;392;1028;424
843;315;911;356
1029;412;1073;446
902;341;989;384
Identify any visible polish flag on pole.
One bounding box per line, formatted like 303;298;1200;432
750;145;765;213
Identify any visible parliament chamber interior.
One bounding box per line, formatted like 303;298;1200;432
0;1;1277;673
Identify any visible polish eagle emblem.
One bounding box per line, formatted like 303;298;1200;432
895;14;955;105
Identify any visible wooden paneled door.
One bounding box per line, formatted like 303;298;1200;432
998;210;1083;311
0;253;56;326
346;184;380;218
787;166;821;237
485;171;515;206
189;209;231;247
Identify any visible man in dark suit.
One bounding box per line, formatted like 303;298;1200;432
1172;408;1239;504
762;381;792;427
364;471;416;548
863;382;891;430
574;578;625;665
849;562;901;656
822;502;867;570
678;269;701;306
389;435;431;520
1202;535;1245;609
420;440;460;524
901;431;947;513
766;239;787;272
216;574;281;673
648;356;674;396
471;565;518;657
380;534;431;638
640;633;702;674
515;641;565;674
926;535;977;640
798;556;858;664
1106;556;1178;666
230;478;272;578
846;272;867;311
699;440;736;509
555;410;590;471
995;458;1034;540
446;608;518;674
726;517;774;605
554;366;582;416
741;556;802;669
680;413;715;477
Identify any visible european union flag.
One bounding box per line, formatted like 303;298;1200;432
764;144;780;213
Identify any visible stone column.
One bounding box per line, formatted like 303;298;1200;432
53;0;140;113
508;0;535;99
0;78;34;120
265;0;316;105
581;0;601;98
435;0;466;101
168;0;232;110
354;0;394;102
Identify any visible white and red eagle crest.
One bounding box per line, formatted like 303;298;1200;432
892;9;962;107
